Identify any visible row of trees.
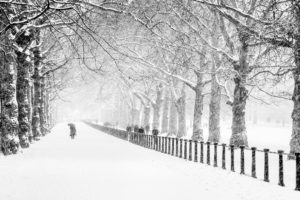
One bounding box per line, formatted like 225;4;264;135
0;0;128;154
1;1;299;158
91;0;299;158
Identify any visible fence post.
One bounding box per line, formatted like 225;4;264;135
172;138;175;156
295;153;300;191
240;145;245;175
200;141;204;163
264;149;270;182
251;147;257;178
180;139;183;158
194;141;198;162
189;140;192;161
230;145;235;172
168;137;171;154
176;138;179;157
184;139;188;160
222;144;226;169
158;136;160;151
207;142;211;165
214;143;218;167
165;137;168;154
278;150;284;187
166;137;169;153
162;137;164;153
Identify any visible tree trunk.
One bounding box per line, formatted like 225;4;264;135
208;74;221;143
0;41;20;154
208;66;221;143
229;33;249;147
176;85;187;138
152;84;163;130
208;17;222;143
32;42;42;139
143;104;151;128
289;3;300;159
45;88;51;129
192;72;204;141
161;89;170;133
40;76;47;135
27;83;33;142
131;108;140;126
16;50;31;148
168;97;178;136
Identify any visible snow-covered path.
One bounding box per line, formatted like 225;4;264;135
1;123;300;200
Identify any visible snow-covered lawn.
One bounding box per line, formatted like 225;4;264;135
1;122;299;200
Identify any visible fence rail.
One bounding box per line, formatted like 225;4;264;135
85;122;300;191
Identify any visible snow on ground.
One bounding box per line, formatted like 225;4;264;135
1;122;299;200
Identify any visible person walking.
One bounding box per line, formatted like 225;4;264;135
68;123;76;139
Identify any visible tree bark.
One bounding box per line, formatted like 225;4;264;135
161;89;170;133
152;84;163;130
289;2;300;158
0;41;20;154
192;71;204;141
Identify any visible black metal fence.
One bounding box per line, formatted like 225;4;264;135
85;122;300;191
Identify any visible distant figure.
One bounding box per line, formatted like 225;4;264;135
138;127;145;134
138;127;145;145
126;125;132;132
133;125;139;133
152;129;159;136
68;123;76;139
152;129;159;148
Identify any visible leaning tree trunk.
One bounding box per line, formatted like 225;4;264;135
152;84;163;130
208;66;221;143
161;90;170;133
229;34;249;147
176;85;187;138
0;41;20;154
192;71;204;141
289;4;300;159
168;97;178;136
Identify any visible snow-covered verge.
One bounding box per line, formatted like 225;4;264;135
0;122;299;200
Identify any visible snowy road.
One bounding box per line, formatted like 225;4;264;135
1;123;300;200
